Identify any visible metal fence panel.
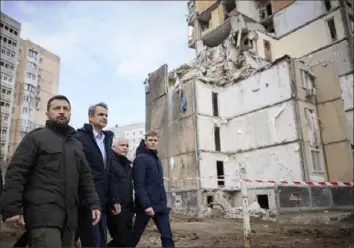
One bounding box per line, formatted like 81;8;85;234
278;186;311;208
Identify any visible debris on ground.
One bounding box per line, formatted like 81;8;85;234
2;211;353;248
225;201;277;221
200;207;213;218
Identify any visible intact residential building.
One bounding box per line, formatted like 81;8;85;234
7;39;60;159
109;123;145;160
144;0;353;212
0;12;21;165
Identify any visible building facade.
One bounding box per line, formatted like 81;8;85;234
144;0;353;212
7;39;60;160
109;123;145;160
0;12;21;165
187;0;354;155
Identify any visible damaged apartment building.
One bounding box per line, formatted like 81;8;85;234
144;0;354;214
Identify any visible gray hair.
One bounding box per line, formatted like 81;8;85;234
88;102;108;117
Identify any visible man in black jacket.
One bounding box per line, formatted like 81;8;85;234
0;95;101;248
131;130;175;248
107;137;134;247
75;102;120;247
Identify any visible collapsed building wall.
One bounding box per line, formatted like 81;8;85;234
310;63;353;182
195;60;305;191
146;0;353;212
273;0;340;38
145;60;353;214
299;40;354;153
144;64;200;211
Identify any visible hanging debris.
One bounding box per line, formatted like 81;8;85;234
168;30;271;89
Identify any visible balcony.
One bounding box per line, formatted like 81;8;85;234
0;26;20;40
1;79;13;89
24;77;38;88
201;17;231;47
0;41;18;53
19;125;31;132
197;0;221;24
1;120;8;128
1;51;17;64
0;65;15;77
0;107;10;115
1;134;7;142
26;65;38;75
0;93;13;102
27;53;39;63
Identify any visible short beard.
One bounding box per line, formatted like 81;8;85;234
49;118;69;126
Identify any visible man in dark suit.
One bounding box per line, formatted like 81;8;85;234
107;137;134;247
75;102;120;247
131;130;175;248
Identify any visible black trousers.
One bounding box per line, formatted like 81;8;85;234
131;208;174;248
13;231;28;247
107;208;133;247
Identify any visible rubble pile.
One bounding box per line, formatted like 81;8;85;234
200;207;213;218
224;202;277;221
170;36;271;88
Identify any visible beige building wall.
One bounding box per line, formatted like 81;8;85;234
273;9;346;60
34;45;60;126
311;62;353;181
8;39;60;157
292;60;353;182
293;61;328;181
195;0;217;13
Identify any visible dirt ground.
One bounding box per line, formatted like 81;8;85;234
1;211;353;248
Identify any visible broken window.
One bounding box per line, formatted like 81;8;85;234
214;126;221;151
323;0;332;11
207;195;214;206
257;195;269;209
216;161;225;186
263;40;272;61
310;149;323;172
264;22;275;33
199;20;209;32
242;37;254;50
304;108;319;147
300;69;315;90
326;18;337;42
259;0;273;21
223;0;236;16
212;92;219;116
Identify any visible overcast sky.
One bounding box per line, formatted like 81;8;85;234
2;1;194;129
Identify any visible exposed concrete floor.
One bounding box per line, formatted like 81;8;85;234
1;211;353;248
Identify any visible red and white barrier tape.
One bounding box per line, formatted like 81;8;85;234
163;176;353;187
242;179;353;187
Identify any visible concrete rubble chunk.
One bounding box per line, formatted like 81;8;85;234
168;32;271;88
224;202;277;221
